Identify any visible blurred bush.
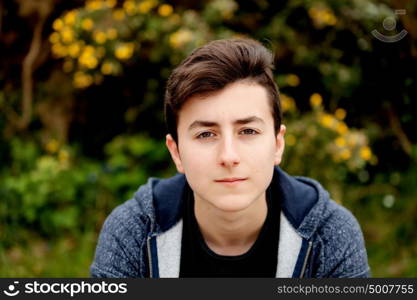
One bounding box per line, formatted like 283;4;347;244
281;91;375;202
0;133;171;242
1;138;99;242
49;0;236;88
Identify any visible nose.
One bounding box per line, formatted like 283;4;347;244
218;135;240;168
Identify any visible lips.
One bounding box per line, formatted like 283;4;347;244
215;178;247;183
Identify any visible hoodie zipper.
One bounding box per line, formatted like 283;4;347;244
299;241;313;278
147;236;154;278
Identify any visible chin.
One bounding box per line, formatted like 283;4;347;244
209;195;256;213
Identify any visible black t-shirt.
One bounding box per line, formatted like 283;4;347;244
179;181;280;277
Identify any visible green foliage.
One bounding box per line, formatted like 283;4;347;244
102;133;173;200
0;134;173;247
0;139;101;243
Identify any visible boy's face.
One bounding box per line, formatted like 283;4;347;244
166;81;286;213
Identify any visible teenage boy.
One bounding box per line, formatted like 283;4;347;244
91;38;370;278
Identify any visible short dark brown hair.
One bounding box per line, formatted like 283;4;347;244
164;38;282;143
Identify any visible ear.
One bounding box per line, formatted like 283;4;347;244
165;134;185;173
274;125;286;165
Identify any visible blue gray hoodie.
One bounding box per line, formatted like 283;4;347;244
90;167;370;278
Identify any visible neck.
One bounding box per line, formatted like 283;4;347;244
194;192;268;256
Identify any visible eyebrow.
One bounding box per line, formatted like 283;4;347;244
188;116;265;131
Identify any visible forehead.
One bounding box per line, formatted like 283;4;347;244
177;82;272;127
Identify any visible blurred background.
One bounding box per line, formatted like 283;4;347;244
0;0;416;277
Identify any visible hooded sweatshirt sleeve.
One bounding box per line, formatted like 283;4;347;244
90;198;150;278
311;200;370;278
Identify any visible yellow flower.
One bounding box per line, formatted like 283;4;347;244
340;149;351;160
60;27;74;43
123;0;137;15
93;30;107;44
115;43;135;60
158;4;173;17
81;45;94;56
58;149;70;164
310;93;322;107
281;94;296;113
78;53;98;69
360;146;372;161
346;133;359;147
49;32;60;44
106;28;118;40
286;74;300;87
78;46;98;69
112;9;125;21
336;122;348;135
64;10;77;25
319;113;333;128
86;0;103;11
63;60;74;73
309;6;337;28
105;0;117;8
52;19;64;31
286;134;296;146
169;29;193;49
101;61;114;75
335;137;346;147
68;43;81;57
46;139;59;153
335;108;346;120
138;0;157;14
51;43;67;57
73;71;93;88
82;18;94;31
322;11;337;26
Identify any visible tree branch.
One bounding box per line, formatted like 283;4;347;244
18;14;47;130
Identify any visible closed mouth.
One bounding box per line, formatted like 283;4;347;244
215;178;247;183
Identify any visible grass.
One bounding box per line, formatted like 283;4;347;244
0;231;96;277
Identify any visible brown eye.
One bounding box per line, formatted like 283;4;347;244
197;132;214;139
240;129;258;135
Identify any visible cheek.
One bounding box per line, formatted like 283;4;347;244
180;146;213;193
245;138;277;165
245;140;277;181
179;143;210;175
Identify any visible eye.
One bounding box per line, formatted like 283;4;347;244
196;131;215;139
240;128;259;135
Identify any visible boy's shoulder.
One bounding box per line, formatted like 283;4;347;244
288;175;369;277
300;195;369;277
90;179;159;277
